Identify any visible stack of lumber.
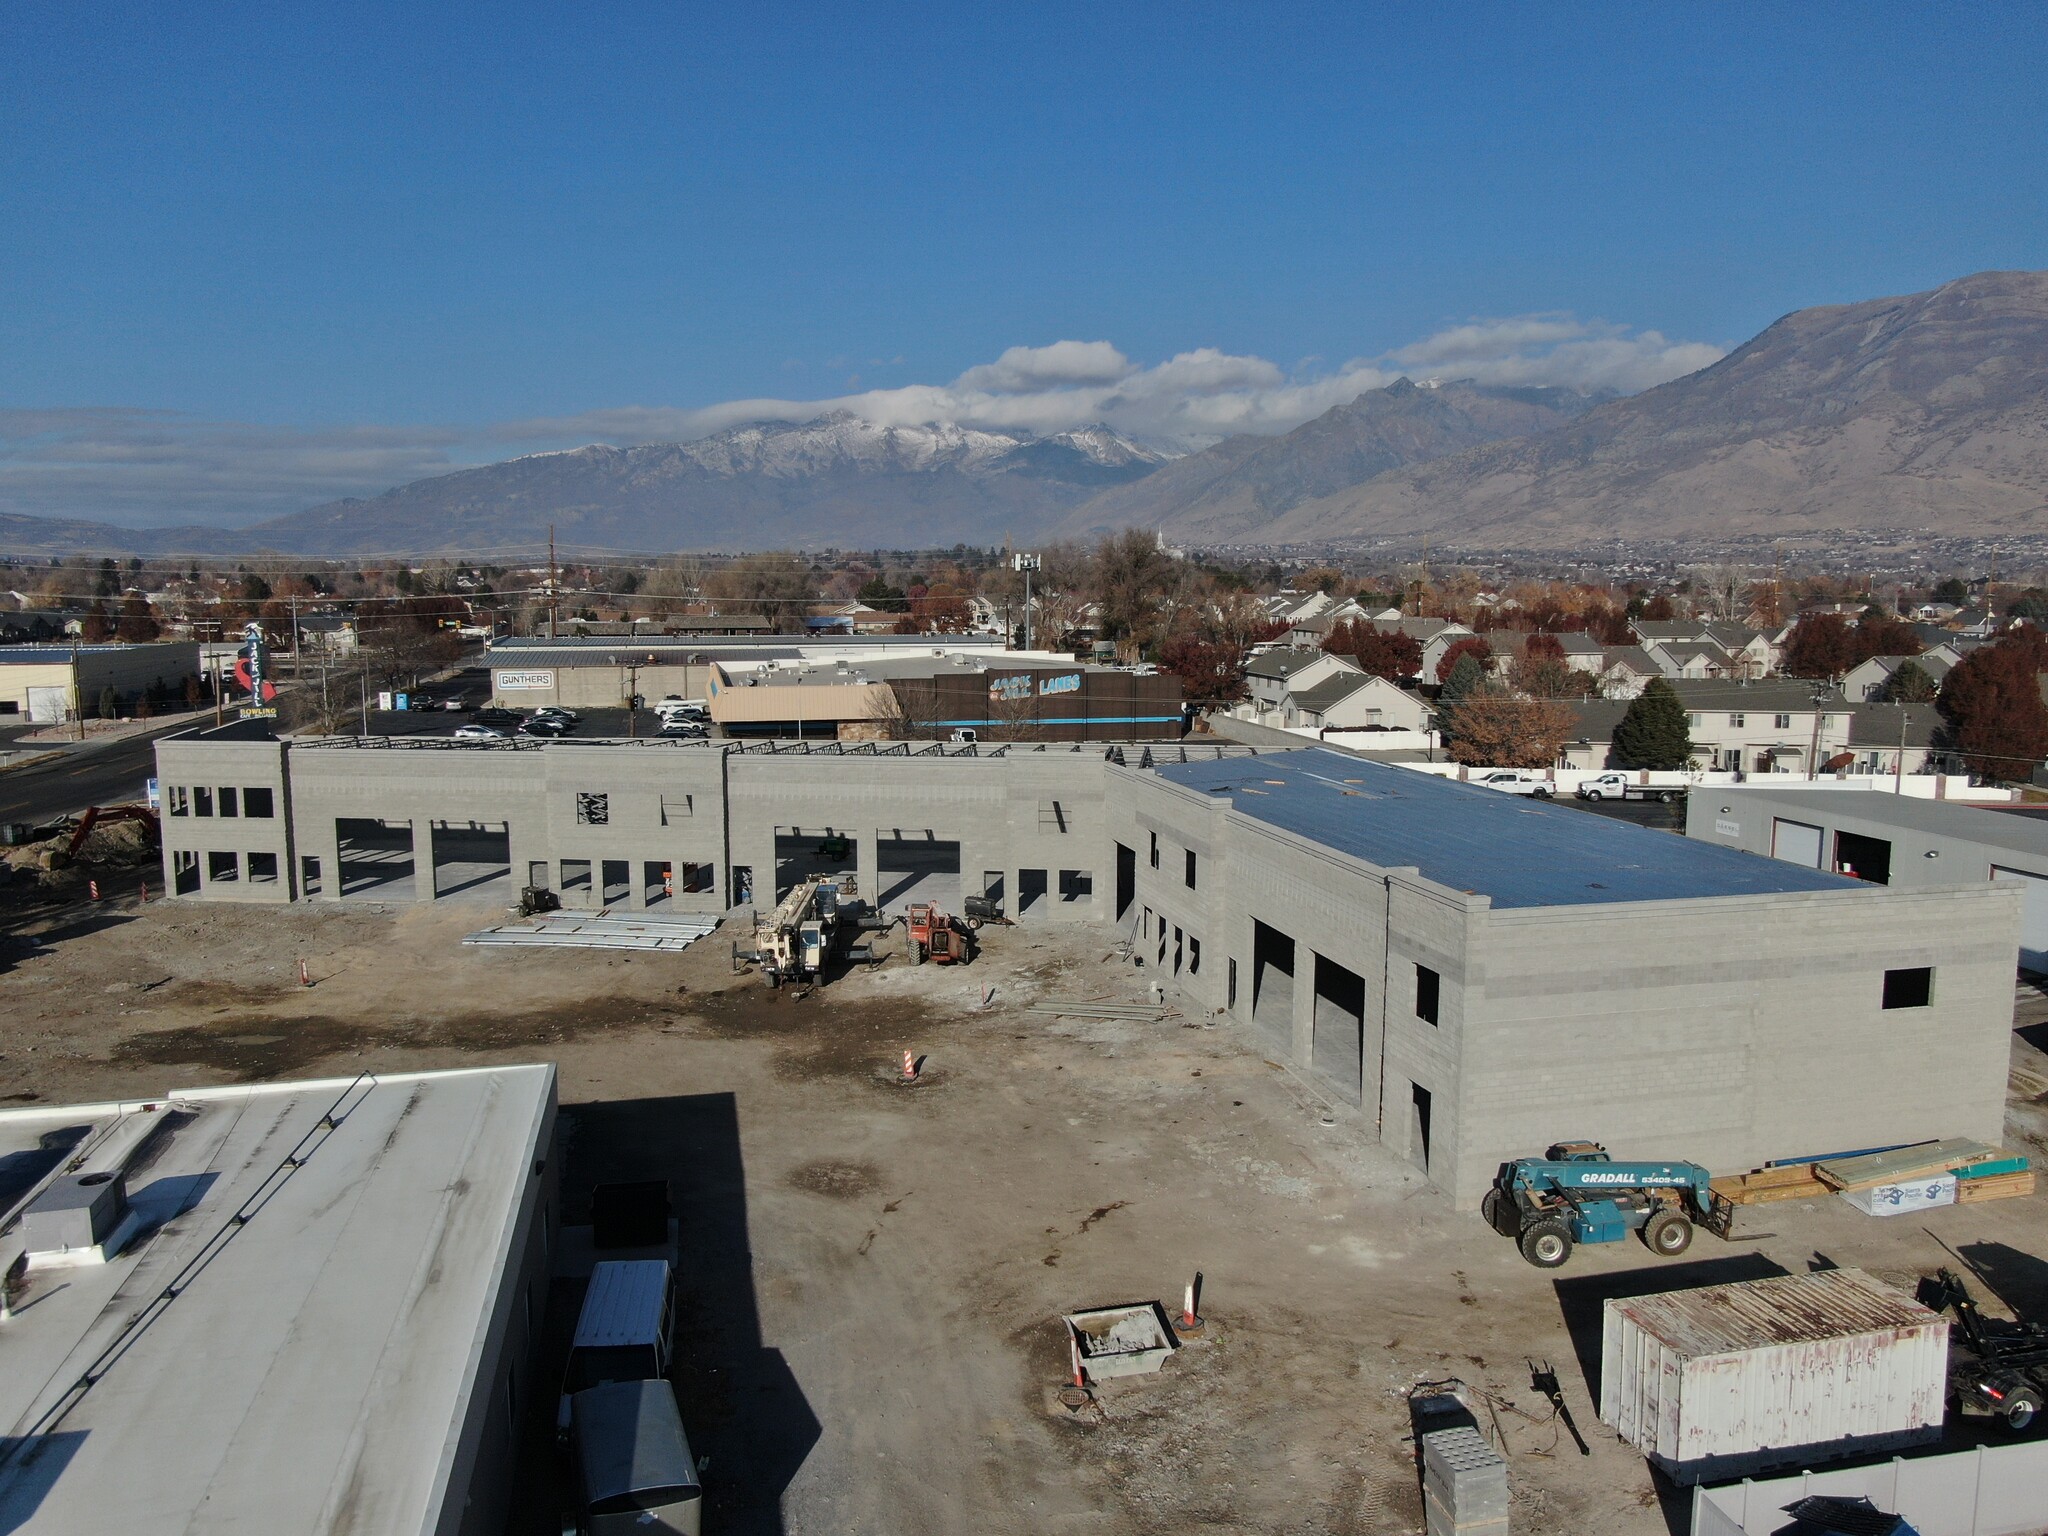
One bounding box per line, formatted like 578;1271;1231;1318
1711;1139;2035;1213
1954;1152;2036;1204
1710;1164;1831;1208
1814;1139;2001;1192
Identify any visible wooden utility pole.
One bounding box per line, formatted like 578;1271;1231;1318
548;525;559;640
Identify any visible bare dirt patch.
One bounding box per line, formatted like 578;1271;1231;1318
785;1159;884;1201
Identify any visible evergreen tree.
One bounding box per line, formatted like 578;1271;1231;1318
1880;659;1938;704
1440;652;1486;704
1611;678;1694;769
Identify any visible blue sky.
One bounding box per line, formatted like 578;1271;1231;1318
3;3;2045;525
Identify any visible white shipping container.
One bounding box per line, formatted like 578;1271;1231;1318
1600;1268;1947;1485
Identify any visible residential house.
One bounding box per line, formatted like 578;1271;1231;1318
1842;651;1954;702
1562;679;1869;773
1846;703;1940;775
1387;617;1475;679
1285;672;1433;733
1244;647;1356;717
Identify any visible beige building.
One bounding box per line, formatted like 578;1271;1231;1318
0;642;201;722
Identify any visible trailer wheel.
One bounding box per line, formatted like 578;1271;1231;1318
1481;1187;1516;1238
2004;1387;2042;1432
1659;790;1680;804
1519;1218;1574;1268
1643;1210;1694;1256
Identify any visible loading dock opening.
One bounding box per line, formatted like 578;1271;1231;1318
429;820;511;899
336;818;417;900
876;835;960;912
1312;955;1367;1105
1251;920;1295;1042
1834;830;1893;885
774;827;857;899
1115;843;1135;920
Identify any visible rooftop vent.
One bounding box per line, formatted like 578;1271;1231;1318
22;1169;136;1267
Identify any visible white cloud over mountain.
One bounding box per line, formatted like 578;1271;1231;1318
0;313;1723;526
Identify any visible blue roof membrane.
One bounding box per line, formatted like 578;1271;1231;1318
1153;749;1857;909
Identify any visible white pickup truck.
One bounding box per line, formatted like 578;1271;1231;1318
1575;772;1684;804
1474;769;1555;799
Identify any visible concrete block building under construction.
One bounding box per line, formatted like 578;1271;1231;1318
153;729;2020;1209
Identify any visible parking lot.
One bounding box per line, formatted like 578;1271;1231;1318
3;892;2045;1535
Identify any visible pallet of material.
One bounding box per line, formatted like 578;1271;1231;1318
1814;1139;2002;1193
1710;1166;1831;1206
1956;1170;2037;1204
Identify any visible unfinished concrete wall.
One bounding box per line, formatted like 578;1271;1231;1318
156;735;295;902
1452;882;2023;1209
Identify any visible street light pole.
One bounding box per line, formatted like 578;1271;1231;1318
1012;552;1041;652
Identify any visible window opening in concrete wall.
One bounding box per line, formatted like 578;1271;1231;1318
194;786;213;817
1173;925;1183;973
1228;957;1237;1009
731;864;754;904
775;826;856;898
1416;965;1441;1025
1882;967;1932;1010
173;849;200;894
983;871;1005;903
207;851;238;883
1158;920;1168;966
1058;869;1092;904
247;851;278;883
560;860;593;903
660;793;692;823
219;787;238;818
1410;1083;1432;1170
1185;849;1197;889
1313;954;1367;1104
336;817;416;900
683;861;712;893
876;835;961;911
602;860;632;906
528;861;550;890
1251;920;1295;1038
1149;831;1159;869
1834;830;1893;885
1188;935;1200;974
300;855;321;896
575;792;609;826
1115;843;1135;920
244;787;274;818
1038;800;1067;832
431;820;511;899
1019;867;1048;916
644;862;671;905
168;785;188;816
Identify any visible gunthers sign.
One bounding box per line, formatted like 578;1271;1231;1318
497;671;555;690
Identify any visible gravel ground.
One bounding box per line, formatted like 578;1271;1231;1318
4;892;2047;1536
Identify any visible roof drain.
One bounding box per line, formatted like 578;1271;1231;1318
4;1072;379;1447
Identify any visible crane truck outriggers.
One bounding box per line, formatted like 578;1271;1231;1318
1484;1141;1716;1269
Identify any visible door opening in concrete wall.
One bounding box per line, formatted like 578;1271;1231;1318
1312;954;1367;1105
1158;920;1168;966
602;860;632;906
336;817;416;900
299;855;321;898
1228;957;1238;1009
1410;1083;1432;1171
1019;867;1048;916
560;859;593;904
1833;830;1893;885
775;826;857;898
1115;843;1135;920
644;861;671;906
1173;925;1183;973
731;864;755;905
1251;920;1295;1039
173;849;200;894
876;835;961;911
983;870;1004;903
430;820;511;899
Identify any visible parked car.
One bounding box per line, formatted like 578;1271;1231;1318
1575;772;1683;804
533;706;580;723
654;702;706;722
658;719;707;738
519;717;572;737
453;723;506;741
470;706;524;727
558;1260;674;1435
1475;769;1554;798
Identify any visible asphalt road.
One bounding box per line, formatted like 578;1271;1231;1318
0;719;194;826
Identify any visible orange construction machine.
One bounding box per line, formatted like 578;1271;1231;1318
905;902;972;966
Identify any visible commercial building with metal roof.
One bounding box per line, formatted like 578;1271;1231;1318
0;1064;557;1536
1110;748;2018;1208
0;642;202;723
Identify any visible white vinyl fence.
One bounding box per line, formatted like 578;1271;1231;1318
1692;1442;2048;1536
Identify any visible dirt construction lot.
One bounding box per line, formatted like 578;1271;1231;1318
5;892;2048;1536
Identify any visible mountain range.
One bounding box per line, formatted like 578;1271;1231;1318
3;269;2044;557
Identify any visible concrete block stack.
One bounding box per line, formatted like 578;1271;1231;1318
1422;1426;1509;1535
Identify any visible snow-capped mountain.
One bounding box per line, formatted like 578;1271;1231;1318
236;414;1172;555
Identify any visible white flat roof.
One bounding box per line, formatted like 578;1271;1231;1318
0;1064;555;1535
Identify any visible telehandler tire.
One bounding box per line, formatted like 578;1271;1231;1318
1481;1187;1516;1238
1519;1218;1574;1269
1643;1210;1694;1256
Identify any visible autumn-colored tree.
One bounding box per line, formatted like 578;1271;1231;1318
1435;635;1494;684
1641;594;1676;621
1444;692;1579;768
1782;613;1857;679
1849;614;1924;666
1937;637;2048;781
1158;635;1250;703
906;584;973;634
1323;620;1422;681
81;603;114;642
114;594;160;641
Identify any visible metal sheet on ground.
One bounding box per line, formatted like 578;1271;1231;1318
463;909;720;951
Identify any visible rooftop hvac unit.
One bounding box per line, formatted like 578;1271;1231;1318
22;1169;138;1266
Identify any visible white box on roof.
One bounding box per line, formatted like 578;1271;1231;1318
1599;1268;1947;1485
